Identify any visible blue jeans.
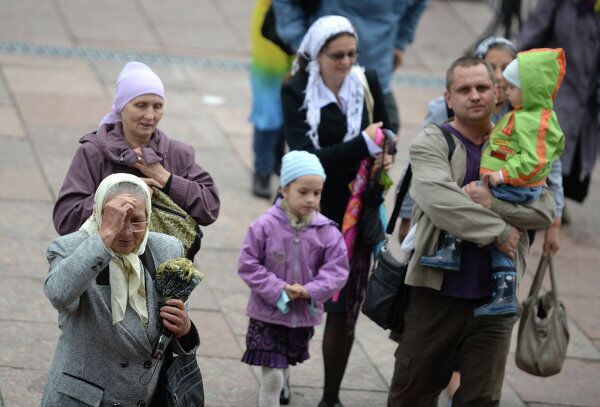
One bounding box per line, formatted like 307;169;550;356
253;127;285;174
490;184;542;203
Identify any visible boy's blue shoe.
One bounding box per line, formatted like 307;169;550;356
474;270;518;317
419;232;463;271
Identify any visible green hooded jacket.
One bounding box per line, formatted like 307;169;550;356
481;48;566;186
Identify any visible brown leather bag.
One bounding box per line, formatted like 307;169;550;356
515;254;569;377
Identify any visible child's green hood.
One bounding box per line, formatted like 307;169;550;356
518;48;566;109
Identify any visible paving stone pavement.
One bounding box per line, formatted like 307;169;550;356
0;1;598;406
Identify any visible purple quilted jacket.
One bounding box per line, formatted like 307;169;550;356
238;203;349;328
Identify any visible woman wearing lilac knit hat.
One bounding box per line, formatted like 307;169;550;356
53;61;220;238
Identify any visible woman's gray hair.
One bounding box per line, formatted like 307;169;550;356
104;181;148;206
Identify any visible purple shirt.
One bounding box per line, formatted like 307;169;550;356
439;124;492;299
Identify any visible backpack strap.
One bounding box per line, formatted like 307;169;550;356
385;124;455;235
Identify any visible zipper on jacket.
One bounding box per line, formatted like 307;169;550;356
291;228;301;328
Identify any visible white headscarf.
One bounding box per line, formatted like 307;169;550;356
80;173;152;325
99;61;165;128
294;15;364;149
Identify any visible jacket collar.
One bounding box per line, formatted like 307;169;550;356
80;122;170;166
267;199;335;228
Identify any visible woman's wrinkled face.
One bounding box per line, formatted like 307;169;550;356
107;196;147;254
317;34;358;84
121;94;164;141
485;48;516;106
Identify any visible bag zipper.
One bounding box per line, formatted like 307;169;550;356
152;201;187;219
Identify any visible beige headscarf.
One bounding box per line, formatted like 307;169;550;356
80;173;152;325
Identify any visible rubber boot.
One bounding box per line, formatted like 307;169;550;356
252;171;272;199
419;232;462;271
474;271;518;317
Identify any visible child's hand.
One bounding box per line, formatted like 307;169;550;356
488;172;503;187
284;284;301;301
290;283;311;300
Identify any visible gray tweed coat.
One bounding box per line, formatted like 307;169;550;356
41;231;198;407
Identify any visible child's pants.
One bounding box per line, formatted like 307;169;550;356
259;367;289;407
488;184;543;270
490;184;542;203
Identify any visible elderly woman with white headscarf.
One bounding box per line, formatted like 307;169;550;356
281;15;395;407
42;173;200;406
52;61;220;236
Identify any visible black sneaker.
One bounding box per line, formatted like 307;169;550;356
252;171;272;199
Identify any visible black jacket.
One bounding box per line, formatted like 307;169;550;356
281;69;391;226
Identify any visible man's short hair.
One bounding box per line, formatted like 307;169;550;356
446;56;496;91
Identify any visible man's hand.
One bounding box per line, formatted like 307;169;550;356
494;226;522;259
99;194;137;248
463;175;493;209
160;299;191;338
130;147;171;187
543;218;561;255
393;48;404;70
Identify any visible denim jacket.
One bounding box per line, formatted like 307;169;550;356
238;202;349;328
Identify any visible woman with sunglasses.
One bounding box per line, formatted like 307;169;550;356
281;16;394;407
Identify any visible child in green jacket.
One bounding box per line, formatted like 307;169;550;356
421;48;566;317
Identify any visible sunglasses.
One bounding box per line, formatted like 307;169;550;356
322;50;360;62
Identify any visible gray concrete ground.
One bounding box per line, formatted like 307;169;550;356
0;1;598;406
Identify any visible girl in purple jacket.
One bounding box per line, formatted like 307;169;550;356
238;151;349;406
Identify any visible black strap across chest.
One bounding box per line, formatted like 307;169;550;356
386;124;456;235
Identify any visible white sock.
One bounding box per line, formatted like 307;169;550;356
259;367;285;407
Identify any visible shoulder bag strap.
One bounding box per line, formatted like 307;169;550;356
385;123;456;235
140;244;157;280
528;254;549;301
547;254;561;305
353;67;374;124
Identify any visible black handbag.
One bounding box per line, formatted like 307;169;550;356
361;164;412;332
361;124;456;333
151;351;205;407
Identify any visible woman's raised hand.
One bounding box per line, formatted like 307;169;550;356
364;121;384;142
99;194;136;248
